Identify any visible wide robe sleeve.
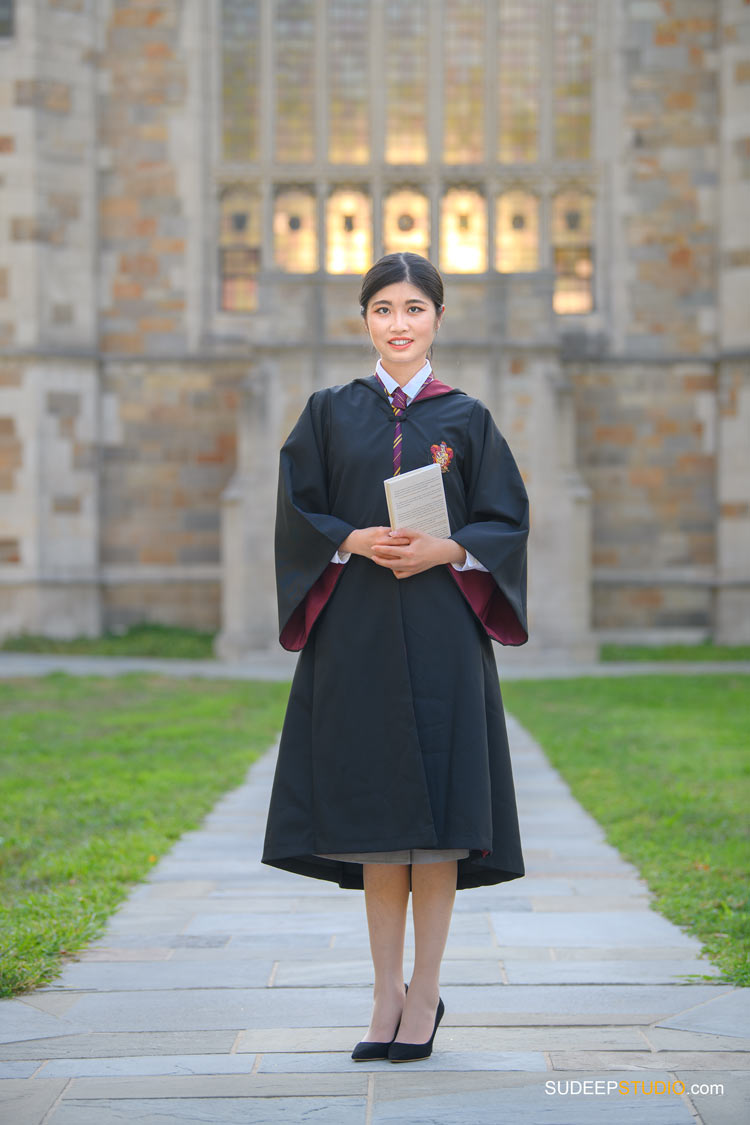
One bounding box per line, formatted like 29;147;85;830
275;391;356;651
448;400;529;646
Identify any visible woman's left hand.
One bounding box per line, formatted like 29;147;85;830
371;528;466;579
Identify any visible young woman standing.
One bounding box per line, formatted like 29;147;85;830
263;252;529;1062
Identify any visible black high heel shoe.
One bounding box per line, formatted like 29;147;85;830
387;996;444;1063
351;984;408;1062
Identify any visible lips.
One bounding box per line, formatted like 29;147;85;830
388;339;413;348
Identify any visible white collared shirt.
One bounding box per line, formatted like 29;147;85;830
332;363;487;573
375;357;433;404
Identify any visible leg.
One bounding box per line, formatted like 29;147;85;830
395;859;457;1043
361;862;410;1041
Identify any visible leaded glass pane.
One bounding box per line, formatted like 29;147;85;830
443;0;485;164
219;187;261;311
498;0;540;163
552;189;593;314
326;189;372;274
440;188;487;273
383;189;430;256
274;188;318;272
221;0;260;162
328;0;369;163
554;1;594;161
275;0;316;162
495;191;539;272
384;0;428;164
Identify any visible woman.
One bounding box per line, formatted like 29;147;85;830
262;252;529;1063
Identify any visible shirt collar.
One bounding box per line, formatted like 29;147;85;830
375;358;433;403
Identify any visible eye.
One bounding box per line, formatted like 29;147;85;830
408;305;425;314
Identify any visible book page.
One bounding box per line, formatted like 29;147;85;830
384;462;451;539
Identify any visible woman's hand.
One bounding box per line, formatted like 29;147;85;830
339;527;411;562
371;528;466;579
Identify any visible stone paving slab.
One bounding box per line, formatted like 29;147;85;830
49;960;273;992
504;959;721;985
255;1048;548;1073
0;1079;70;1125
369;1075;698;1124
234;1024;649;1053
0;1031;237;1061
490;910;704;948
675;1071;750;1125
658;990;750;1040
2;708;748;1125
47;1096;368;1125
2;650;749;682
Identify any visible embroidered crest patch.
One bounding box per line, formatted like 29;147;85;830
430;441;454;473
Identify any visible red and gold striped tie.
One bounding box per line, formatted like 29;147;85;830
390;386;407;475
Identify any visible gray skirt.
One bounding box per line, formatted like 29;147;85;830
316;848;470;864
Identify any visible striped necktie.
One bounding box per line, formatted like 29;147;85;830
390;386;407;475
375;372;434;475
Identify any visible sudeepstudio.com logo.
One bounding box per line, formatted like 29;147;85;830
545;1080;724;1097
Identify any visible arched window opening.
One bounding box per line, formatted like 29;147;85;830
326;188;372;273
383;189;430;257
552;189;594;314
441;188;487;273
274;188;318;272
219;187;261;311
495;191;540;273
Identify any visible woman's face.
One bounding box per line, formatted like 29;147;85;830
364;281;444;372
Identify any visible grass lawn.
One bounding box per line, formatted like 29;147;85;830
1;623;216;660
600;642;750;662
502;674;750;986
0;672;289;997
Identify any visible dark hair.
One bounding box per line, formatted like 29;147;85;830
359;253;444;319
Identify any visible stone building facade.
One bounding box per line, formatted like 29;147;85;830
0;0;748;660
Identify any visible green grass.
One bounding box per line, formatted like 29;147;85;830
502;675;750;986
1;623;216;659
601;642;750;663
0;672;289;997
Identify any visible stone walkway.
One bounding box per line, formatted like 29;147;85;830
2;694;749;1124
2;649;750;683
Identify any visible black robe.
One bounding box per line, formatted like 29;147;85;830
261;374;529;890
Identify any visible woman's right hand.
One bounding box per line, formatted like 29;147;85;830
340;527;410;562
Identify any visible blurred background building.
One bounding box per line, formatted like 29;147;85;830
0;0;748;658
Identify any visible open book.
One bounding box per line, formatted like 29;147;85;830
384;462;451;539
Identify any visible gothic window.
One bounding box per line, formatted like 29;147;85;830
440;188;487;273
552;189;594;313
0;0;13;37
221;0;260;162
554;1;594;160
384;0;428;164
215;1;599;315
383;189;430;257
275;0;316;162
328;0;369;164
495;191;540;272
219;187;260;311
497;0;541;163
326;188;372;274
274;188;318;273
443;0;485;164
